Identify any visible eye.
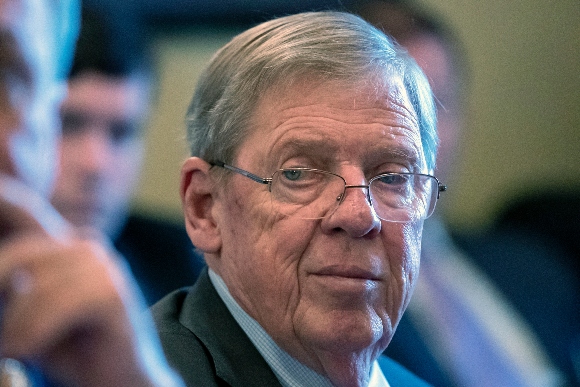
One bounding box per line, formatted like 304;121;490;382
60;111;87;135
376;173;409;186
281;169;303;181
109;121;139;145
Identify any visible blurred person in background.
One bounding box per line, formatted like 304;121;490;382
50;4;204;305
352;1;580;386
0;0;185;385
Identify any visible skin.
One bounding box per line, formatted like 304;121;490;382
0;1;183;385
51;72;148;238
182;76;426;386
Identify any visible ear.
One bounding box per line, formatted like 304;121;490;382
180;157;221;254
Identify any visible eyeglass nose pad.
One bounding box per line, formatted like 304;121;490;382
336;187;373;206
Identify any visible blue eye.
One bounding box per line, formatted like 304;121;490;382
375;173;410;187
282;169;303;181
377;174;408;185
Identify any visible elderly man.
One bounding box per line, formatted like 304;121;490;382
0;0;184;385
152;11;444;386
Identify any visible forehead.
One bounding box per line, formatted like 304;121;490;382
242;76;425;170
64;73;151;117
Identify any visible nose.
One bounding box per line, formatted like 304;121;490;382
321;180;381;238
73;129;110;174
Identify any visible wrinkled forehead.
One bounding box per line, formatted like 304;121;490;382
243;74;425;167
254;71;419;135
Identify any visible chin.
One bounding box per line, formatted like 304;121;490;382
301;308;390;355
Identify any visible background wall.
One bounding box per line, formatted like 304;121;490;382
132;0;580;230
134;28;241;219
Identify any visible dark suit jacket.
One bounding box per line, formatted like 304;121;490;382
114;213;205;305
152;269;430;386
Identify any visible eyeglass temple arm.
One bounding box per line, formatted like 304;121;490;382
437;183;447;199
210;161;270;185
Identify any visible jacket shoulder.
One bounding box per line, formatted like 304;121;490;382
152;289;222;387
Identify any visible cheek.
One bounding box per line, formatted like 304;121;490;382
218;189;314;321
107;144;144;189
398;222;422;305
217;189;279;282
382;221;422;313
115;143;143;174
223;186;296;249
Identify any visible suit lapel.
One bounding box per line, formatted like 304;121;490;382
179;270;282;386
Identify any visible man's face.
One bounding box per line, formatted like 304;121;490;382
0;0;63;196
51;73;148;237
211;77;425;373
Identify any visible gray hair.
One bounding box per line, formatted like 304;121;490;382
185;11;437;171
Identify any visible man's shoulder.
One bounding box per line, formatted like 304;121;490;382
151;287;222;386
150;287;205;358
378;356;432;387
150;274;283;386
151;287;190;332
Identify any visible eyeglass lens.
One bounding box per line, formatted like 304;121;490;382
268;169;437;222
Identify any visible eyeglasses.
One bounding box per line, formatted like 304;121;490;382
210;161;446;222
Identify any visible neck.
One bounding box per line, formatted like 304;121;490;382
315;351;373;387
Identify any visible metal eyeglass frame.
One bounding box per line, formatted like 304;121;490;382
209;160;447;221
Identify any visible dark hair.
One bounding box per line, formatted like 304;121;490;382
69;4;152;80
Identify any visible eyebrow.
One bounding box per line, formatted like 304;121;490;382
274;136;340;165
275;134;423;170
374;146;423;171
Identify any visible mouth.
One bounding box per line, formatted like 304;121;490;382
314;265;382;282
